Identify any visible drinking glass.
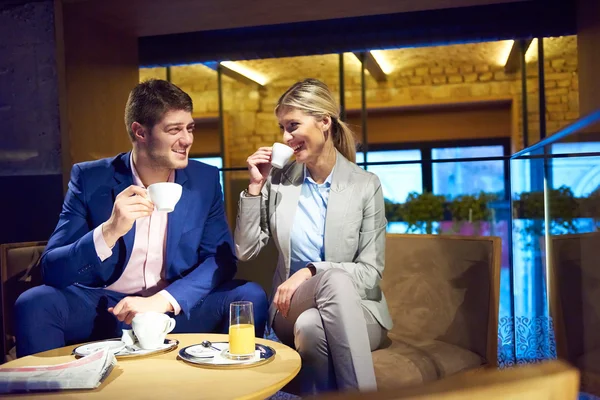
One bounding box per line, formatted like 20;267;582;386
227;301;255;360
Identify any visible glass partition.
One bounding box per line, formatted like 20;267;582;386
510;110;600;395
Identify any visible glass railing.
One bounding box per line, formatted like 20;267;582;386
509;109;600;394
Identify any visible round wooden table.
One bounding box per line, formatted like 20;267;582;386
1;334;301;400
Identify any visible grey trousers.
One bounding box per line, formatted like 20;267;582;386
273;268;386;395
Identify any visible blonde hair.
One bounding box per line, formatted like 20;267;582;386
275;78;357;163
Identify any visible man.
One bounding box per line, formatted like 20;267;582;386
14;79;268;357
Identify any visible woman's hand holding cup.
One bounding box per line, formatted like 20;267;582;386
246;143;294;196
246;147;273;195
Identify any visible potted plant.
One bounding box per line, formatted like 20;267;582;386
580;186;600;230
400;192;446;234
448;191;499;236
518;185;579;238
384;198;402;223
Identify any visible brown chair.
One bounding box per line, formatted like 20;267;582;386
547;231;600;396
309;360;579;400
0;241;47;362
373;234;501;390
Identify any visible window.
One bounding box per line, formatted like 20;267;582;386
357;150;422;203
356;141;509;234
432;145;505;199
551;142;600;197
191;156;224;196
192;156;222;170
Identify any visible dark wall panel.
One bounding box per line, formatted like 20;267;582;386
0;175;63;245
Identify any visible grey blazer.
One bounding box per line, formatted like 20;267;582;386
234;151;393;331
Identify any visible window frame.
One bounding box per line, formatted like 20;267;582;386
360;137;511;200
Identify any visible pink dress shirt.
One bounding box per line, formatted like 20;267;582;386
92;154;181;314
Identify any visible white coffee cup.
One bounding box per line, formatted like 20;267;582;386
131;312;176;350
147;182;182;213
271;143;294;169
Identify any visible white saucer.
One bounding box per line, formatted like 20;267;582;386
73;338;179;359
73;340;126;356
184;343;224;358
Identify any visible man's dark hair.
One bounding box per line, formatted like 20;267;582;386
124;79;193;141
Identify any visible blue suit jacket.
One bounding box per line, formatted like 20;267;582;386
40;152;237;318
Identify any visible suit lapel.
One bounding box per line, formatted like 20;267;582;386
166;168;190;271
275;163;303;275
112;152;135;263
324;151;355;260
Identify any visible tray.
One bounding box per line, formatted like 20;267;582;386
178;341;276;369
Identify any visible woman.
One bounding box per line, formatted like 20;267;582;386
234;78;393;394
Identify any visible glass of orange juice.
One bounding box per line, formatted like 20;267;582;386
227;301;255;360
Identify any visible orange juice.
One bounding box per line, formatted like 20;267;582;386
228;323;255;355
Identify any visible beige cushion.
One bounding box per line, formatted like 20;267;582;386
373;336;484;389
4;246;44;278
5;346;16;362
1;243;46;359
576;347;600;374
381;235;494;362
550;233;600;362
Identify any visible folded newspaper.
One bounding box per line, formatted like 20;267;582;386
0;348;116;393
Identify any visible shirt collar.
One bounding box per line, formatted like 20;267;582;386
303;164;334;187
130;152;174;188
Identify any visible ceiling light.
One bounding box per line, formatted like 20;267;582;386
499;40;515;66
525;38;539;63
219;61;268;86
369;50;393;74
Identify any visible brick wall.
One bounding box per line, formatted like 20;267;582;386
140;36;579;167
522;37;579;144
